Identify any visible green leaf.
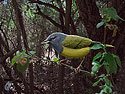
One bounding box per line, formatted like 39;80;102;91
105;65;110;74
99;85;106;89
92;61;98;65
53;57;59;64
103;85;112;94
106;16;111;22
29;51;36;55
92;78;102;87
91;44;103;50
104;77;113;87
11;56;20;66
98;74;105;78
99;89;105;94
27;9;35;18
11;50;28;66
102;7;107;14
107;8;118;21
104;52;117;74
115;15;125;21
93;52;102;62
113;54;122;68
91;72;95;77
53;58;58;62
91;63;101;74
19;50;26;57
16;58;30;72
103;8;125;21
103;61;110;74
96;22;104;28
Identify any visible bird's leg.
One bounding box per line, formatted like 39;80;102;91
75;58;84;72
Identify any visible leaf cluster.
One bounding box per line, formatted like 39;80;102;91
91;44;121;94
91;7;123;93
11;50;36;72
96;8;125;29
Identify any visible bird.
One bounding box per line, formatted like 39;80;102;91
43;32;114;70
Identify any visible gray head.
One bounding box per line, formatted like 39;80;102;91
44;32;67;54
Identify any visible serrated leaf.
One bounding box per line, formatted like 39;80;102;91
93;52;102;62
104;52;117;74
91;44;103;50
96;22;104;28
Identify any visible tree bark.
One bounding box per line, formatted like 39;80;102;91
58;64;64;94
65;0;72;31
76;0;102;41
12;0;29;51
76;0;125;93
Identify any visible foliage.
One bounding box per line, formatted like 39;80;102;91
92;7;122;94
53;55;60;64
96;8;125;28
0;0;124;93
11;50;36;72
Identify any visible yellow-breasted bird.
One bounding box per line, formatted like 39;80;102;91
43;32;114;69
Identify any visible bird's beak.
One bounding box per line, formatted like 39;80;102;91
41;40;50;45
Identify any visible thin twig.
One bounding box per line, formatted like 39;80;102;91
61;63;91;74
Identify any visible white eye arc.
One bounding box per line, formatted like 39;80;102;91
50;36;57;41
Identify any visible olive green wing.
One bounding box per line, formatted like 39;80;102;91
62;35;92;49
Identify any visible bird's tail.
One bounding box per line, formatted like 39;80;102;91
105;44;114;48
92;41;114;48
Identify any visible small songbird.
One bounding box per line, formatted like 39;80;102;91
43;32;113;69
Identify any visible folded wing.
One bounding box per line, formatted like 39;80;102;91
62;35;92;49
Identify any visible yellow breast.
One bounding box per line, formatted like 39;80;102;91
61;46;91;59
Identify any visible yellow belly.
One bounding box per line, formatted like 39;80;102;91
61;46;91;59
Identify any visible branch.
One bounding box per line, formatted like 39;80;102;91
65;0;72;29
12;0;29;51
0;47;21;64
29;0;65;16
60;63;91;75
0;22;10;52
30;1;77;33
36;5;65;29
37;57;91;75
